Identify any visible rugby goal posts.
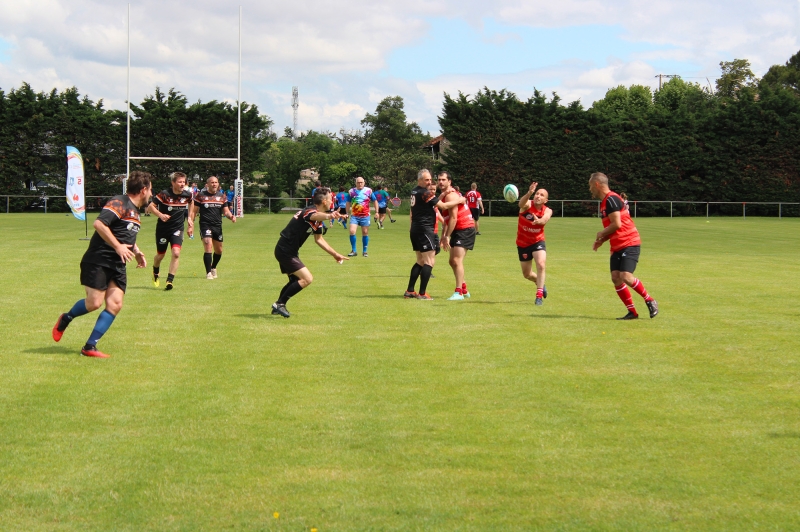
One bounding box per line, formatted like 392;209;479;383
123;4;245;218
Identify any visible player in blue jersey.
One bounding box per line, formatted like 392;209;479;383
334;186;349;229
373;185;392;229
346;176;378;257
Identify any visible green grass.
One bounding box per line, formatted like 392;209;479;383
1;213;799;531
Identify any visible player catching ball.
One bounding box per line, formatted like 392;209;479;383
517;182;551;305
589;172;658;320
52;171;153;358
271;187;349;318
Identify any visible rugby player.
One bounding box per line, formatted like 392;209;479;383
147;171;194;290
405;169;466;300
589;172;659;320
334;187;350;229
437;171;476;300
346;177;378;257
52;171;153;358
517;182;552;305
465;182;484;235
189;175;236;279
373;184;391;228
272;187;349;318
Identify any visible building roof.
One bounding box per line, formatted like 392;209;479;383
421;135;445;148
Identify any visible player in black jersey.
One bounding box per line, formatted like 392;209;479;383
405;169;466;300
52;172;153;358
147;171;194;290
271;187;349;318
189;175;236;279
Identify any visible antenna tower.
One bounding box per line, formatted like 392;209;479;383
291;86;299;139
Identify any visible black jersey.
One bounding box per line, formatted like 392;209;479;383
193;189;230;226
410;186;439;233
153;188;193;233
275;206;324;257
82;195;141;269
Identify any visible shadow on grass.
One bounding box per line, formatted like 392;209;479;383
351;295;407;299
235;313;273;319
22;345;75;355
768;432;800;439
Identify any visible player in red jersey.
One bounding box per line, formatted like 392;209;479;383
589;172;658;320
465;183;484;235
437;171;476;300
516;182;552;305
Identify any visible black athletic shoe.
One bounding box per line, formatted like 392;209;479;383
616;311;639;320
165;281;174;291
542;285;548;298
271;303;290;318
535;297;543;306
390;219;396;223
646;299;659;318
347;251;357;257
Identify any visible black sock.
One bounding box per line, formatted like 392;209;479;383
419;265;433;294
211;253;221;268
277;275;298;303
167;273;175;283
277;281;303;304
407;263;422;292
153;266;160;277
203;253;212;273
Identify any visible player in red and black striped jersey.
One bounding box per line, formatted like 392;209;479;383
146;172;194;290
437;171;476;301
271;187;349;318
52;171;153;358
590;172;658;320
189;176;236;280
517;182;552;305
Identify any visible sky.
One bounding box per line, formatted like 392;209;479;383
0;0;798;135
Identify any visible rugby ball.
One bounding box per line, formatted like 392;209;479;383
503;184;519;203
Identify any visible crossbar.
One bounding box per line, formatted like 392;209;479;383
129;157;238;161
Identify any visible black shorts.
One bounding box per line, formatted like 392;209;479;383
338;208;347;215
378;207;387;214
410;230;437;252
451;227;476;250
274;247;305;275
156;227;184;253
80;261;127;293
518;241;546;262
610;246;640;273
200;224;223;242
470;208;481;221
433;234;441;255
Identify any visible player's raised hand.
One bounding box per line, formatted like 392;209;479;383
529;182;538;194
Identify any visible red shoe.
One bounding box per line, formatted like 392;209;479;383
416;293;433;300
52;313;67;342
403;290;418;299
81;345;110;358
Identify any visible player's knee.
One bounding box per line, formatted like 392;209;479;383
85;298;102;312
300;275;313;287
106;301;123;315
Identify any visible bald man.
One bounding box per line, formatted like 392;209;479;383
517;182;551;305
589;172;658;320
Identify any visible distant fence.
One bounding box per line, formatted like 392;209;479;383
3;195;799;218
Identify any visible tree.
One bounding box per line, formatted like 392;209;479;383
761;49;800;95
715;59;759;99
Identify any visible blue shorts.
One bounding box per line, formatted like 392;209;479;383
350;215;371;227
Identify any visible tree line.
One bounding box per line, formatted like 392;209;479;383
438;52;800;215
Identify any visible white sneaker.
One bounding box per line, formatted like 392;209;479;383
211;268;218;279
206;272;214;280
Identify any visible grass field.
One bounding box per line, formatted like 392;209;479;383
0;213;798;530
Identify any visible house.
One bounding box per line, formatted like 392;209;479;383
421;135;450;163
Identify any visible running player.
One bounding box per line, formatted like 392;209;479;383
405;169;466;300
335;187;350;229
189;175;236;279
437;171;476;300
373;184;391;228
465;182;484;235
271;187;349;318
52;171;153;358
148;172;194;290
517;182;552;305
346;176;378;257
589;172;659;320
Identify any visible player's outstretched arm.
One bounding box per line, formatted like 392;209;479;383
534;207;553;225
147;201;168;221
313;234;349;262
438;195;466;210
518;182;537;211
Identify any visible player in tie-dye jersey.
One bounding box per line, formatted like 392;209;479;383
346;176;378;257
